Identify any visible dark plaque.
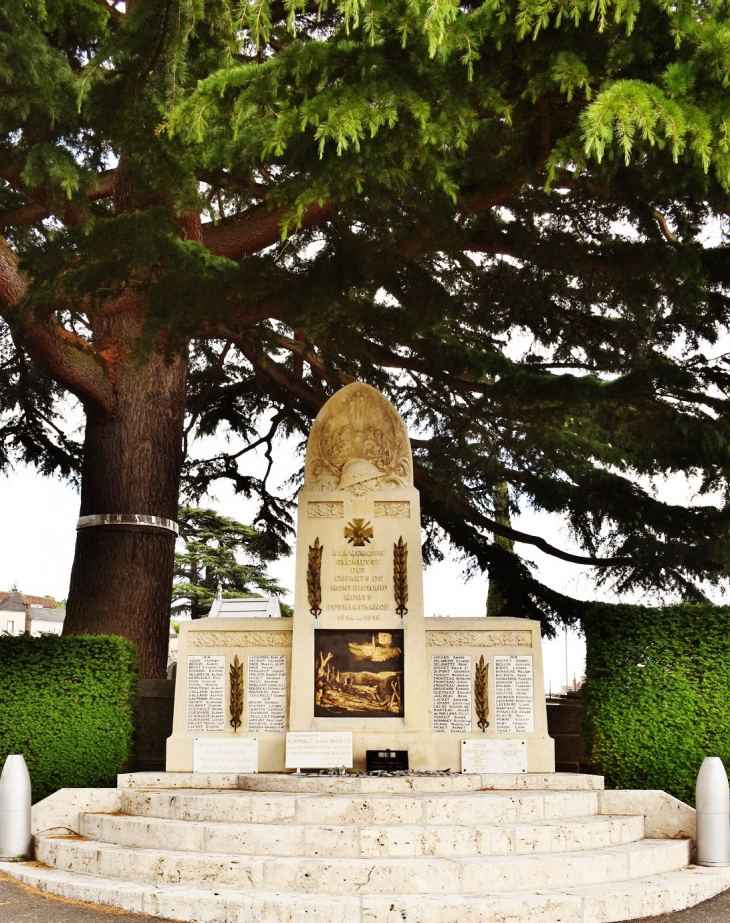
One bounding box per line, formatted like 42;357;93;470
314;629;404;718
366;749;409;773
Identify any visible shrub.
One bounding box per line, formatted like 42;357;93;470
582;603;730;805
0;634;138;802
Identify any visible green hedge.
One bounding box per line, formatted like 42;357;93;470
0;634;138;803
582;603;730;805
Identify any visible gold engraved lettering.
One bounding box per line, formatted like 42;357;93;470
189;631;292;648
374;501;410;517
308;501;344;518
425;630;532;647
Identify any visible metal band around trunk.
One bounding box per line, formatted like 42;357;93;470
76;513;180;535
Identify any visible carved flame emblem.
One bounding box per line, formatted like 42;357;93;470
345;519;374;546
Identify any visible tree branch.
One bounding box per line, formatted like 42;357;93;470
0;235;25;307
202;201;334;260
414;464;631;566
0;170;116;230
0;235;115;414
652;209;678;243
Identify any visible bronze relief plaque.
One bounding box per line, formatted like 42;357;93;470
314;629;404;718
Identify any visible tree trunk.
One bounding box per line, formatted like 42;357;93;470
486;482;514;617
63;310;187;678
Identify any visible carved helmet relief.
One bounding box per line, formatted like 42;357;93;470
305;383;413;491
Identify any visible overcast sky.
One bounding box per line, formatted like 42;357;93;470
4;354;728;694
3;442;689;693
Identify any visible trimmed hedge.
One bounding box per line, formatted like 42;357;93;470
0;634;138;803
582;603;730;805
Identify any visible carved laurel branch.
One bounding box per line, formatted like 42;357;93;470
393;536;408;616
475;654;489;732
308;537;323;617
229;655;244;732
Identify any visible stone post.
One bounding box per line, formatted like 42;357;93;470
0;755;32;858
696;756;730;866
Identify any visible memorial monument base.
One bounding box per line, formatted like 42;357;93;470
167;615;554;773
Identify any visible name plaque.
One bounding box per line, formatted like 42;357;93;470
494;655;534;734
186;655;225;733
247;655;287;733
432;655;472;733
194;737;258;773
285;731;353;769
461;739;527;773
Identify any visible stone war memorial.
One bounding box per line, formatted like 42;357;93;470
167;382;554;773
5;385;730;923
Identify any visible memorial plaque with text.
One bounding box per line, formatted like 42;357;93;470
285;731;353;769
461;739;527;773
194;737;258;773
247;654;287;732
494;655;534;733
186;655;225;733
432;655;472;733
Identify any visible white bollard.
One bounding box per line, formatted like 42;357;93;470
0;754;32;858
696;756;730;867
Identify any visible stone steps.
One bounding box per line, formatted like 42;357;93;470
2;773;721;922
118;788;601;826
118;772;605;794
35;832;690;894
5;860;730;923
79;811;645;858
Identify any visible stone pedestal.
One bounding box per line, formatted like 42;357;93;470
166;620;293;772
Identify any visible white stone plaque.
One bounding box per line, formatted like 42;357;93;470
285;732;353;769
461;739;527;773
494;655;534;733
194;737;258;773
247;655;287;733
432;655;472;733
186;655;225;733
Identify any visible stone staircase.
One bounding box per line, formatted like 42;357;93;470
3;772;730;923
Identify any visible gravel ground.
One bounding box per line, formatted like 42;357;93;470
1;870;729;923
628;888;730;923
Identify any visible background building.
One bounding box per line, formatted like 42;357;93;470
0;591;65;636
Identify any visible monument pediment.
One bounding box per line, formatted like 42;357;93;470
304;383;412;492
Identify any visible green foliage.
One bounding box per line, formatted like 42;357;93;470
167;0;730;208
173;505;290;619
3;0;730;636
0;634;138;803
582;602;730;804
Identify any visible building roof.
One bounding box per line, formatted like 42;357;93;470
0;592;27;611
0;591;58;608
28;607;65;623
